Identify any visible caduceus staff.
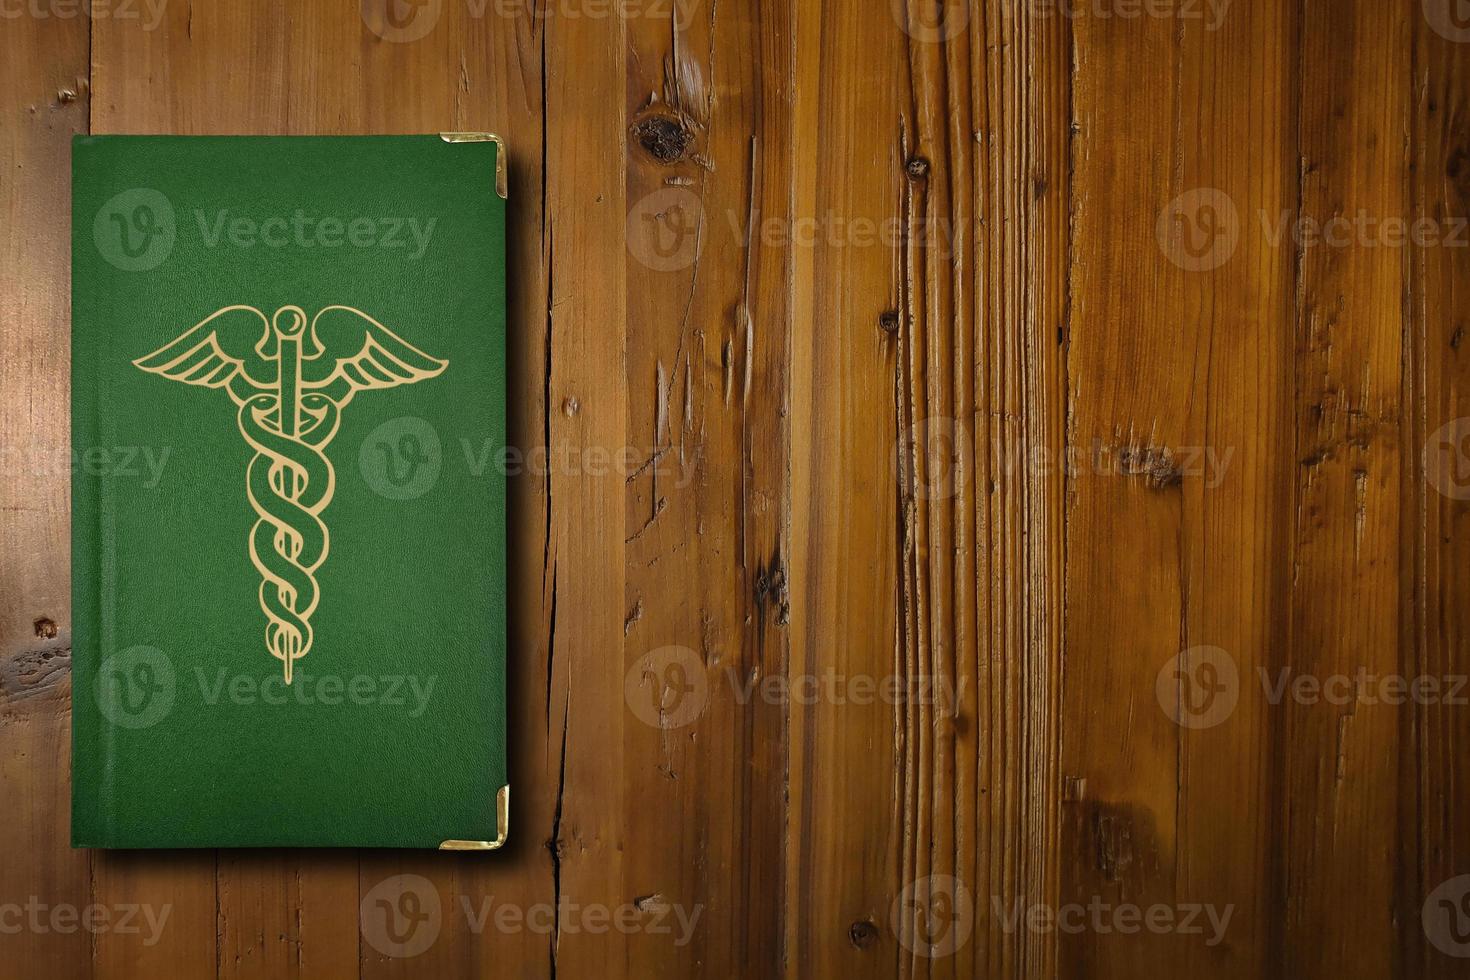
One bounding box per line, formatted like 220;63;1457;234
133;305;448;683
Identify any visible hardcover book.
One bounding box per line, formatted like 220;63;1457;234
71;135;508;849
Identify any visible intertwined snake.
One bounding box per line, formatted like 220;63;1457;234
238;391;340;683
133;305;447;683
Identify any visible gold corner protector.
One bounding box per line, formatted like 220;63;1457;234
439;785;509;851
439;132;507;199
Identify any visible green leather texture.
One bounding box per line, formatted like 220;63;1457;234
71;135;507;848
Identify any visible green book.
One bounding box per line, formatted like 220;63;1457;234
71;135;509;849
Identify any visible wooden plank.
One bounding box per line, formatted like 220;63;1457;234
791;4;1073;977
965;4;1070;979
91;852;218;979
622;0;792;975
212;852;358;980
1282;3;1408;975
454;6;560;980
788;0;908;974
0;8;95;978
1063;2;1295;977
1406;11;1470;979
530;3;630;977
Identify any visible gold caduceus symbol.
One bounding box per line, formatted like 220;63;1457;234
133;305;448;683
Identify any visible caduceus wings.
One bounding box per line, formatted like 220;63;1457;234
133;305;448;683
304;305;449;404
131;304;273;403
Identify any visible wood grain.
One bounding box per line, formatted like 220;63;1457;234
1407;11;1470;980
0;8;92;980
4;1;1470;977
1064;2;1294;977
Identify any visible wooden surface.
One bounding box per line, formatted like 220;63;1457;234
3;0;1469;977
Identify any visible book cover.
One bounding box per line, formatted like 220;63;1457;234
71;135;508;849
